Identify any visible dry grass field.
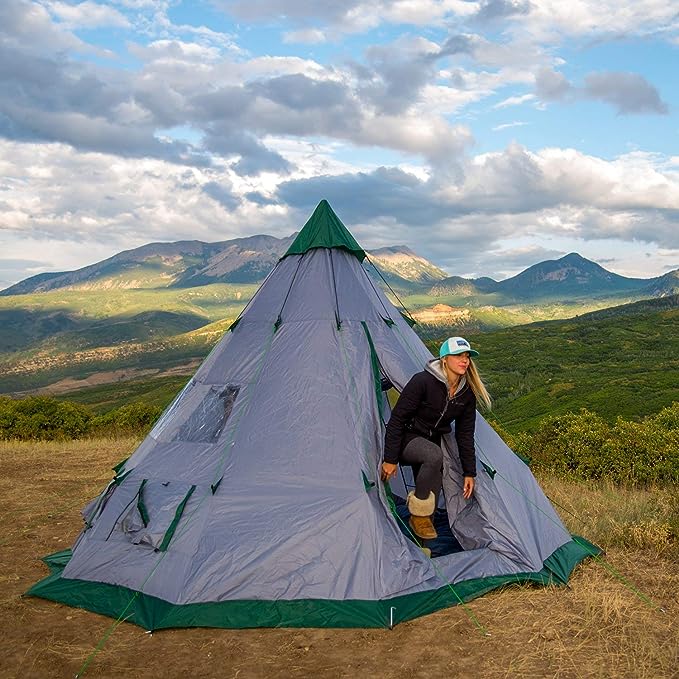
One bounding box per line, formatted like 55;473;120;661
1;439;677;679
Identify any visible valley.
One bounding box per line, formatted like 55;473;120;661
2;235;678;433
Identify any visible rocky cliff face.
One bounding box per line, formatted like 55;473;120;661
366;246;448;284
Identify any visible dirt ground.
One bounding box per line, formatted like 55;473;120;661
1;439;677;679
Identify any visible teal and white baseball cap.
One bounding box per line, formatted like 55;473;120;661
439;336;479;358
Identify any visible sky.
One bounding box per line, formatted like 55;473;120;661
1;0;679;290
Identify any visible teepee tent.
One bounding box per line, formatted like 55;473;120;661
29;200;597;629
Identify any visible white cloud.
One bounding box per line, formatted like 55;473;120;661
0;0;101;55
128;38;224;63
356;115;473;166
492;121;529;131
240;55;330;80
215;0;679;44
43;1;130;29
493;93;536;108
261;137;365;178
0;140;278;247
521;0;679;42
583;71;668;114
219;0;476;36
1;0;678;288
534;67;668;115
2;138;679;286
112;0;163;7
380;0;476;25
275;143;679;256
418;68;534;116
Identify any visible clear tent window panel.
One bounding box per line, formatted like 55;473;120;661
171;385;240;443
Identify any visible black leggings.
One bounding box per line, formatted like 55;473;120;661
400;436;443;502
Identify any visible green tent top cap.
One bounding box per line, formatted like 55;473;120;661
283;199;366;261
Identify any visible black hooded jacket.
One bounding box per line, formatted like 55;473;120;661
383;360;477;477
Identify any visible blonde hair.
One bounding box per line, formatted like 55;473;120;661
441;356;492;410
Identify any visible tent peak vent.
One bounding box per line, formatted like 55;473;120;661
283;200;366;261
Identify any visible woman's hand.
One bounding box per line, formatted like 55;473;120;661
381;462;398;482
463;476;475;499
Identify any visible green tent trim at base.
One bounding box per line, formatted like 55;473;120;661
27;537;599;631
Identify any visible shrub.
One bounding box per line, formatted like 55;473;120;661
0;396;91;441
524;402;679;486
89;402;162;438
0;396;161;441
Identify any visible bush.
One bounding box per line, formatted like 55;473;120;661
524;402;679;486
89;402;162;438
0;396;92;441
0;396;161;441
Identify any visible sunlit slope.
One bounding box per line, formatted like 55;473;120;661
28;295;679;436
461;295;679;431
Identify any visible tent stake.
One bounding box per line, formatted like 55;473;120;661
389;606;396;629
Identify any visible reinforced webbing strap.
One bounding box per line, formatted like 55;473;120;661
112;457;129;475
136;480;149;527
157;485;196;552
329;249;342;329
114;469;132;486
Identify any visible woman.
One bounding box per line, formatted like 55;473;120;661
381;336;491;540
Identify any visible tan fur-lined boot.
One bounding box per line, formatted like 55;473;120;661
406;491;437;540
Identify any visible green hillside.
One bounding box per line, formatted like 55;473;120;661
458;296;679;432
0;317;231;394
57;374;191;413
37;295;679;434
2;261;677;435
0;284;255;355
1;277;642;393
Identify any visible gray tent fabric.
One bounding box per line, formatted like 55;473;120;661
28;200;598;629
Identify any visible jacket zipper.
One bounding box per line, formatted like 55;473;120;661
433;385;452;432
432;382;465;433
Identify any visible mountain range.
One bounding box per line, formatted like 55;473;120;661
2;234;679;396
1;236;447;296
3;235;678;301
430;252;679;301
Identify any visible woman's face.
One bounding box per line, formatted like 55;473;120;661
444;352;471;376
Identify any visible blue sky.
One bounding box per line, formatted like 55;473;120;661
1;0;678;289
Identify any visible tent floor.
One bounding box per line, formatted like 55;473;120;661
392;495;464;558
